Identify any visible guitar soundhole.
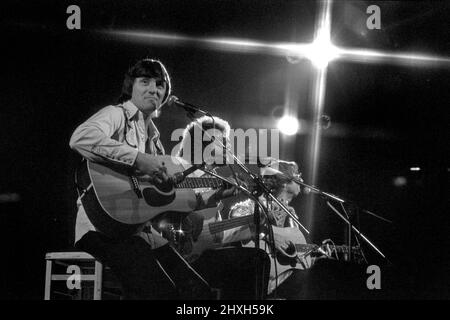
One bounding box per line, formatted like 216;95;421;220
142;187;176;207
284;242;297;256
154;180;174;193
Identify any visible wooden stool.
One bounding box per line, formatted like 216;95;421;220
44;251;121;300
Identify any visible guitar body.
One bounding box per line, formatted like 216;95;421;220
76;156;198;238
151;202;263;263
271;226;312;271
184;206;225;262
243;226;312;292
152;205;226;262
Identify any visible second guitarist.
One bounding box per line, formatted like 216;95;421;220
168;115;271;299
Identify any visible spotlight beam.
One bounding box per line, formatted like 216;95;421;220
304;0;333;230
102;28;450;68
337;47;450;66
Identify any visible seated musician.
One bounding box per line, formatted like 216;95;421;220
228;160;315;297
69;58;237;299
171;115;271;299
173;116;363;300
172;116;321;299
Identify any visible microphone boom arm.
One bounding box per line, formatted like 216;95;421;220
285;175;389;260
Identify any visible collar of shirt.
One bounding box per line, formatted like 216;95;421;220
122;100;161;139
122;100;140;120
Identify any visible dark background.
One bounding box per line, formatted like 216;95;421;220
0;0;448;299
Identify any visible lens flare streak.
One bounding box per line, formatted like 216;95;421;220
103;29;450;67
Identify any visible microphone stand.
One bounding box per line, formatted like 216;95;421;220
174;100;308;299
171;98;307;233
287;176;390;261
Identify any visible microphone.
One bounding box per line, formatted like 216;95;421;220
167;96;207;115
301;186;315;195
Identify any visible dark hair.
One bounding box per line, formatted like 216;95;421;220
118;58;172;105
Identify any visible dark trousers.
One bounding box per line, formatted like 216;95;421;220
75;231;212;299
192;247;271;300
269;259;371;300
76;231;270;300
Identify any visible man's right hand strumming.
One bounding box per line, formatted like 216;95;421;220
134;152;170;184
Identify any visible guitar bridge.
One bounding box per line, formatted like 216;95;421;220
129;175;143;198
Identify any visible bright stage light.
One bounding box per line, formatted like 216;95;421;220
281;1;338;69
306;32;339;69
277;115;300;135
282;37;339;68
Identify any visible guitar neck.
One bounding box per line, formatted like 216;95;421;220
208;215;254;235
294;244;361;254
176;177;223;189
294;244;319;252
203;215;363;257
329;245;361;254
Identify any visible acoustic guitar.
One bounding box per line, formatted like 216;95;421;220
75;156;227;238
152;203;256;262
245;226;364;293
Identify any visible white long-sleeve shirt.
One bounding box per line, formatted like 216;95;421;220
69;100;168;247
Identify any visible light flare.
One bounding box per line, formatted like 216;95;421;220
102;29;450;68
277;115;300;136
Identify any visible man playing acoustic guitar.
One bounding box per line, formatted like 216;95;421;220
166;115;271;299
166;116;315;299
70;58;236;299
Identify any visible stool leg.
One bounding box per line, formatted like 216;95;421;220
93;261;103;300
44;260;52;300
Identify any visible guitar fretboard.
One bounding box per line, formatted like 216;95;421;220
176;177;223;189
208;215;254;235
295;244;361;255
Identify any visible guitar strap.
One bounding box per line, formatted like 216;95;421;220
78;182;93;200
74;159;93;200
119;105;145;198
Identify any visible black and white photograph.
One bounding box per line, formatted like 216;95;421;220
1;0;449;304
